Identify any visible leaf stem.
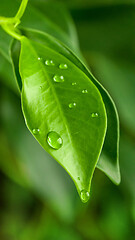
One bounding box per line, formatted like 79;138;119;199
15;0;29;20
0;0;29;41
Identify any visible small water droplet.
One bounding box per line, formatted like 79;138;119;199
38;57;41;61
91;112;98;118
59;63;68;69
45;60;55;66
53;75;64;82
77;177;80;181
40;86;42;89
72;82;77;86
32;129;40;134
47;131;63;150
80;190;90;203
82;89;88;94
69;102;76;108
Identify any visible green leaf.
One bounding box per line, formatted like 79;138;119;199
19;36;107;201
21;30;120;185
26;30;121;184
11;28;120;185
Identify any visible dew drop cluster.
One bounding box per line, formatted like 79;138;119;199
69;102;76;109
32;128;40;134
45;59;55;66
82;89;88;94
53;75;64;82
59;63;68;69
91;112;98;118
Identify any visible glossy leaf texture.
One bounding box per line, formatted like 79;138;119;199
19;36;107;201
11;29;120;184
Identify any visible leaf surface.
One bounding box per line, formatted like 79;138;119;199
19;36;107;200
11;29;120;184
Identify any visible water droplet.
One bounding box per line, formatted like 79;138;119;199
80;190;90;203
59;63;68;69
32;129;40;134
45;60;55;66
38;57;41;61
91;112;98;118
77;177;80;181
72;82;77;86
53;75;64;82
69;103;76;108
82;89;88;94
40;85;42;89
47;131;63;150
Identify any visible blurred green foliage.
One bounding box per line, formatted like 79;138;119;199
0;0;135;239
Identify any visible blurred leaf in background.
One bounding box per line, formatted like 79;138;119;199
0;0;135;239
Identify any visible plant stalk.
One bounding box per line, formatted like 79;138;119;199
15;0;29;20
0;0;29;40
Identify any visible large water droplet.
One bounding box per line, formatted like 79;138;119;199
82;89;88;94
59;63;68;69
53;75;64;82
32;129;40;135
69;102;76;108
91;112;98;118
45;60;55;66
72;82;77;86
80;190;90;203
47;131;63;150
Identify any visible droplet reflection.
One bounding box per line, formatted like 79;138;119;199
47;131;63;150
